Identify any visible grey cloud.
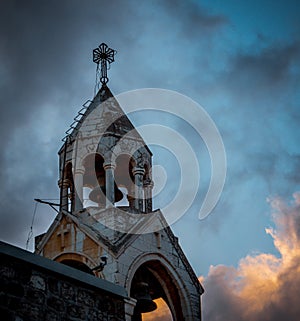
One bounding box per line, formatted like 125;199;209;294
210;39;300;196
223;41;300;105
0;0;229;249
162;0;228;31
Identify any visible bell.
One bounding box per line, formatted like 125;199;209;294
89;183;123;205
133;282;157;313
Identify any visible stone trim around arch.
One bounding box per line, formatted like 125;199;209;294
124;252;194;321
52;251;103;278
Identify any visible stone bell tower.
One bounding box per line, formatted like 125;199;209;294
35;43;203;320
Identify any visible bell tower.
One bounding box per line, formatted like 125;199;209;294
35;43;203;320
58;85;153;215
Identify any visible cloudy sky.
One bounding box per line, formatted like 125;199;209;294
0;1;299;320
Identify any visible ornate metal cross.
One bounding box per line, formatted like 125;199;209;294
93;43;117;85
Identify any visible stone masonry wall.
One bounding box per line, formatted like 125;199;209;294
0;242;127;321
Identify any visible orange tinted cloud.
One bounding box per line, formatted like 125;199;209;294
201;192;300;321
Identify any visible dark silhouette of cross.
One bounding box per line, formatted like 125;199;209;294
93;43;116;84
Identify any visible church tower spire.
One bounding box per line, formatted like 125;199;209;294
58;43;153;215
35;44;203;321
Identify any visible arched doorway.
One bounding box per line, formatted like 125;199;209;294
128;258;187;321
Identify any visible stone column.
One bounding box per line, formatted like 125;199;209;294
74;168;85;212
127;187;135;210
103;162;116;208
143;179;154;213
59;179;70;211
124;297;137;321
132;167;145;212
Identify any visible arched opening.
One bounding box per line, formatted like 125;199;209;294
143;298;173;321
83;153;105;205
115;186;129;206
65;162;74;212
60;259;94;275
54;253;98;277
83;186;95;207
115;154;135;208
130;260;184;321
82;153;123;207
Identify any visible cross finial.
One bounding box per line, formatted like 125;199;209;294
93;43;117;85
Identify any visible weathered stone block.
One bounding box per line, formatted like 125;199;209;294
48;277;60;295
47;295;65;312
67;302;86;319
77;289;94;307
0;265;15;279
1;242;127;321
26;288;45;305
61;282;76;301
30;274;46;291
20;302;44;320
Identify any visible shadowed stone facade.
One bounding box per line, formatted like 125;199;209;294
33;81;204;320
1;44;204;319
0;34;207;319
0;241;133;321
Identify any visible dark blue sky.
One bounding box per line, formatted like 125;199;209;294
0;3;299;314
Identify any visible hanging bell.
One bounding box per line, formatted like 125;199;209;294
89;183;123;205
133;282;157;313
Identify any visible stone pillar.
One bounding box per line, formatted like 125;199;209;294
132;167;145;212
103;162;116;208
127;188;135;210
144;179;154;213
124;297;137;321
74;168;85;212
59;179;70;211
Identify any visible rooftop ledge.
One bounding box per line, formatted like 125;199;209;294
0;241;127;298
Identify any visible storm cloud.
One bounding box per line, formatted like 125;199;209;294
0;4;299;317
0;0;228;248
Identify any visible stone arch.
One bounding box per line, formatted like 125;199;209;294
81;153;105;188
114;153;135;206
97;139;114;161
125;253;191;321
53;252;101;277
81;153;105;207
